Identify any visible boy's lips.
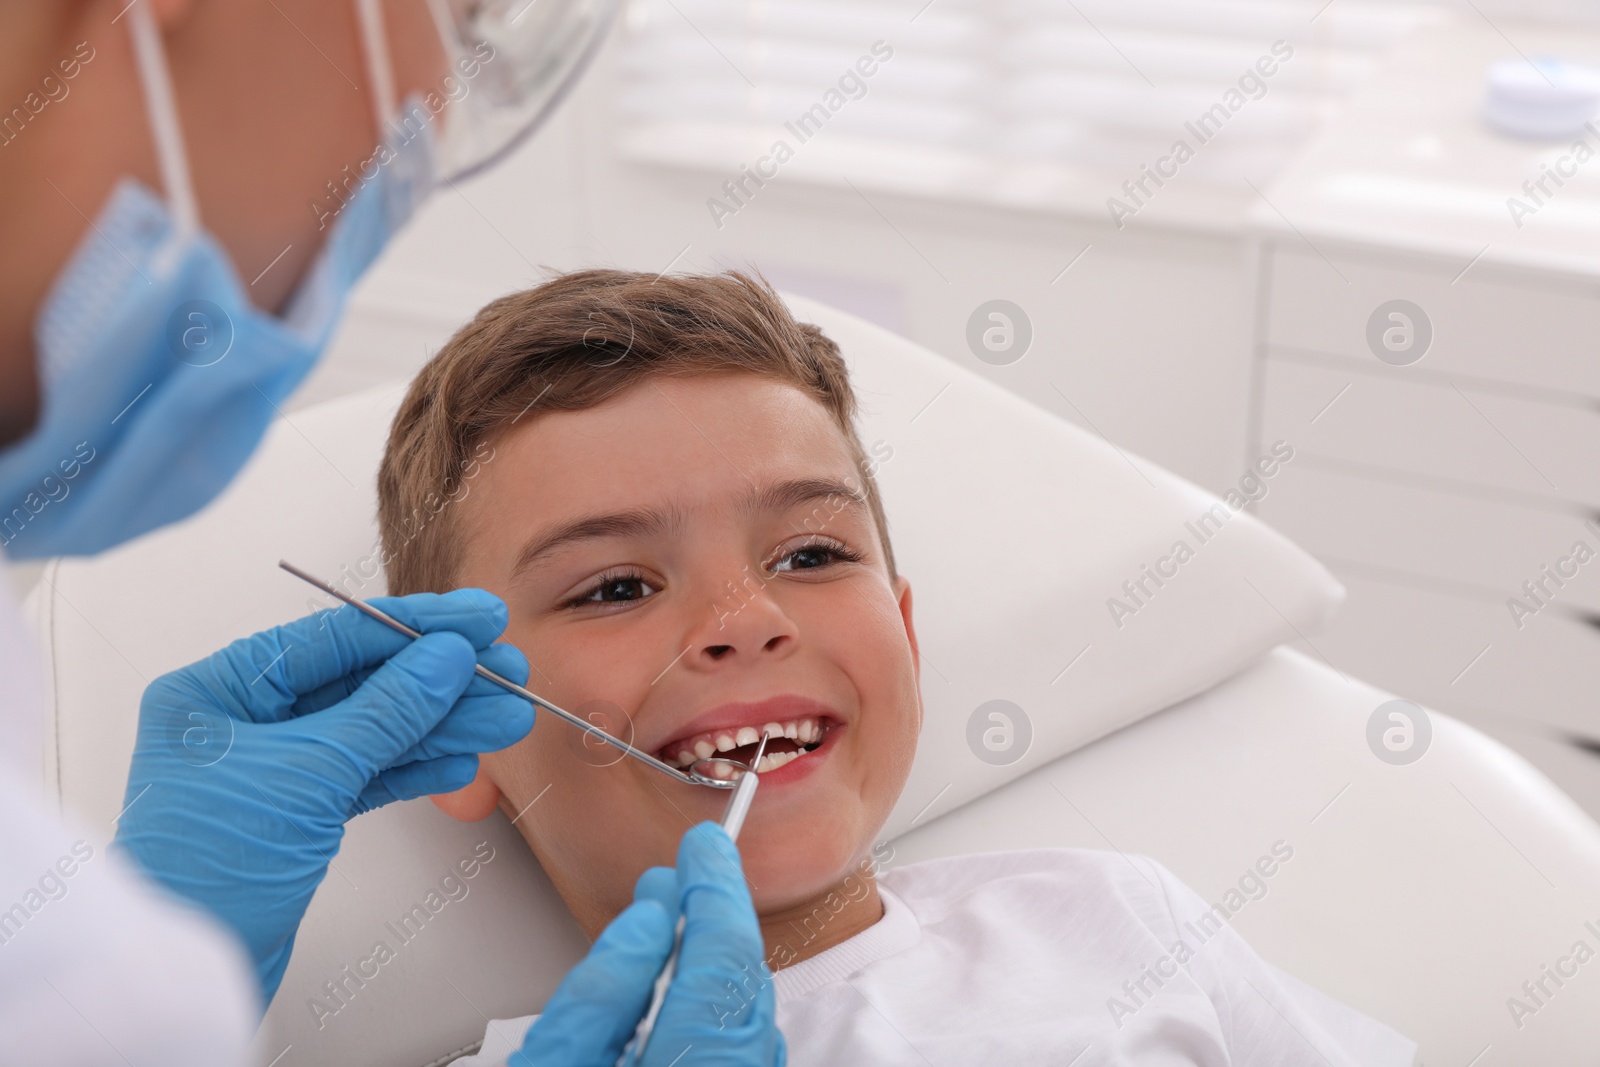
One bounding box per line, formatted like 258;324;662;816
652;694;843;771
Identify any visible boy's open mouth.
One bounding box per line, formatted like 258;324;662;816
658;716;836;775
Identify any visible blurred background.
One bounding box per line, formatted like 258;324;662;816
296;0;1600;821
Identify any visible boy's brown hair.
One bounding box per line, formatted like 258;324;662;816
377;268;897;594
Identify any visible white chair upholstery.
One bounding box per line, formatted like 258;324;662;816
23;296;1600;1066
891;646;1600;1066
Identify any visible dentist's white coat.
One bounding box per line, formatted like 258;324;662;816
0;559;256;1064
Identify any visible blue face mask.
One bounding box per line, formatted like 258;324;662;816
0;6;434;559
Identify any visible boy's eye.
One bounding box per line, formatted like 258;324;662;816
768;537;864;574
561;538;863;610
564;570;658;609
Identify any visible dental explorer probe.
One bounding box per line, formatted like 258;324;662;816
618;729;772;1067
278;560;746;790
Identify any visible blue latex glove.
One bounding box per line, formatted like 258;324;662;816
113;589;534;1005
516;823;787;1066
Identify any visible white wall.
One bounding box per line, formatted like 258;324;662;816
302;24;1262;501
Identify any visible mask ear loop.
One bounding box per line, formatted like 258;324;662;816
126;3;200;277
354;0;398;139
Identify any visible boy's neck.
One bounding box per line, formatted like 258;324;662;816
758;872;885;972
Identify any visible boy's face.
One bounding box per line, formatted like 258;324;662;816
452;372;921;928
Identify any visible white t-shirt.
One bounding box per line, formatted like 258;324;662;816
454;848;1417;1066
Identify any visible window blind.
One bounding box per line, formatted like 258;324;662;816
613;0;1465;221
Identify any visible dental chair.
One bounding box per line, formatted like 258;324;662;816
25;295;1600;1066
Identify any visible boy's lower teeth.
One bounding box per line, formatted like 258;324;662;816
755;747;807;772
712;738;823;773
667;732;826;771
728;734;821;766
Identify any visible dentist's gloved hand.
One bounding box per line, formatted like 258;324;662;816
517;822;786;1066
113;589;534;1006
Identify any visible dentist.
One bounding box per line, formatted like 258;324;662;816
0;3;783;1064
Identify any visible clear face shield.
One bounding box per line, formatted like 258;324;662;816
358;0;623;185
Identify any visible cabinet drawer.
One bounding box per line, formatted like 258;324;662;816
1264;245;1600;398
1310;569;1600;740
1261;357;1600;511
1256;462;1600;616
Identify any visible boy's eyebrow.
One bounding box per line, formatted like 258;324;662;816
509;476;869;581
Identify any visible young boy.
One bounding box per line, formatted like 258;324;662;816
375;269;1418;1065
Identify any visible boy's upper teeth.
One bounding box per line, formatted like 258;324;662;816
667;716;826;767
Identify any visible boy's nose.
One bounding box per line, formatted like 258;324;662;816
687;575;800;667
698;628;790;662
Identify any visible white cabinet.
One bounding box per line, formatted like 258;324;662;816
1259;352;1600;508
1246;14;1600;810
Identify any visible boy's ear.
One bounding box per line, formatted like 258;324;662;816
893;574;918;668
431;766;502;821
893;574;923;730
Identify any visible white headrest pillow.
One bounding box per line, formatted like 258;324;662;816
782;294;1342;836
27;292;1341;1067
